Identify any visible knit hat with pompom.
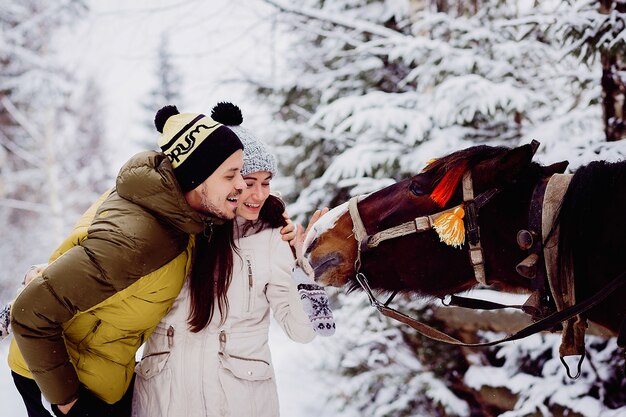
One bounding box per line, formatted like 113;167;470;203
155;105;243;192
211;102;277;177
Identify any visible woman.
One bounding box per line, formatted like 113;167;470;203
132;103;319;417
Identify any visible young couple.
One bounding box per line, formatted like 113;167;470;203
7;102;331;417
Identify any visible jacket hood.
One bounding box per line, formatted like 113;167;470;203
116;151;222;234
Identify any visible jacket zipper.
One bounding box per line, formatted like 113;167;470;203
203;219;214;241
244;255;253;313
78;318;101;348
218;330;269;366
167;325;174;348
228;353;270;366
142;325;175;359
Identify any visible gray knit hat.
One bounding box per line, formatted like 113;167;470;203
210;102;277;176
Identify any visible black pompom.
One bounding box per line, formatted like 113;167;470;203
211;102;243;126
154;105;179;133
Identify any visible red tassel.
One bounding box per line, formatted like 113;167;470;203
430;162;467;207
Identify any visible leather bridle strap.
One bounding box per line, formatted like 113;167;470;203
365;205;459;248
356;269;626;348
349;196;463;276
349;196;368;273
462;173;486;284
348;172;500;287
461;172;501;285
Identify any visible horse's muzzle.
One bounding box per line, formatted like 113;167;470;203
304;254;342;286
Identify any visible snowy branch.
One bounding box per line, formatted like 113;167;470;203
262;0;404;39
0;130;41;166
0;198;48;213
0;96;45;143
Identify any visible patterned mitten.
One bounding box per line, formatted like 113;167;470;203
292;266;336;336
0;303;11;340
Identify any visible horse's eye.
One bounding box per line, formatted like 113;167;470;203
409;181;426;196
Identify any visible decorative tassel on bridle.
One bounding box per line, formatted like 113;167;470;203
429;161;467;208
433;206;466;248
428;161;468;248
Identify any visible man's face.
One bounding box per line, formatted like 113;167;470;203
185;150;246;219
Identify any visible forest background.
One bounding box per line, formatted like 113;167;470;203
2;0;626;416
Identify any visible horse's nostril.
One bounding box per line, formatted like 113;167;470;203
311;254;342;276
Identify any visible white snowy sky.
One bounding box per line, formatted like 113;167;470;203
56;0;281;169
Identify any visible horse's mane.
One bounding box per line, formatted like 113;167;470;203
423;145;509;207
556;159;626;288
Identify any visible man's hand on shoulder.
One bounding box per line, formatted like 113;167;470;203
280;212;296;242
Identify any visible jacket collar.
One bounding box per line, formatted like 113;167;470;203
116;151;225;235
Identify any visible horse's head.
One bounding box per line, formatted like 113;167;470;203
300;142;568;297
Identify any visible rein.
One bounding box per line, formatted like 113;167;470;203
355;268;626;348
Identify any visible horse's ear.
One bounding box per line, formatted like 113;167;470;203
473;143;535;189
541;160;569;175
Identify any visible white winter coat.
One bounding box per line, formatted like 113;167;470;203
132;224;316;417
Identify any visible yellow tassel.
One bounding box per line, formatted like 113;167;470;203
433;206;465;248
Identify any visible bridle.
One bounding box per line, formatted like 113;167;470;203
349;171;499;287
347;168;626;374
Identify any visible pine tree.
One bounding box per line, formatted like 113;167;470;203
558;0;626;141
0;1;112;294
139;33;183;150
260;0;609;221
258;0;626;415
58;78;112;218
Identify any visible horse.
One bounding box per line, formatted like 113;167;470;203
297;141;626;360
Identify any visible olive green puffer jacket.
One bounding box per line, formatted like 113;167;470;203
9;151;218;405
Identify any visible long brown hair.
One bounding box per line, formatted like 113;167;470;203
187;194;287;332
188;222;236;332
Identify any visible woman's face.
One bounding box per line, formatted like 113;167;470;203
237;171;272;220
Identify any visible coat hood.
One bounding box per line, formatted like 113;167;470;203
116;151;222;234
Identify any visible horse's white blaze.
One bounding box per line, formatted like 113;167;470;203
302;201;350;253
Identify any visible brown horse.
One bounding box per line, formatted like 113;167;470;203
298;142;626;340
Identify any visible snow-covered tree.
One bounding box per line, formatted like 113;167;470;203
558;0;626;142
307;293;472;417
58;78;113;213
0;1;111;295
138;33;183;150
258;0;615;220
257;0;626;415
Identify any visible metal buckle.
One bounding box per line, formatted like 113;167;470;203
356;273;379;308
560;352;585;379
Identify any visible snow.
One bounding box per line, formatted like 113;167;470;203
3;0;626;416
51;0;281;169
269;319;334;416
0;342;50;416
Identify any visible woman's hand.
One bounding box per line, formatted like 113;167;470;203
293;208;329;259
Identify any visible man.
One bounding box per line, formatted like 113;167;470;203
9;105;251;416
